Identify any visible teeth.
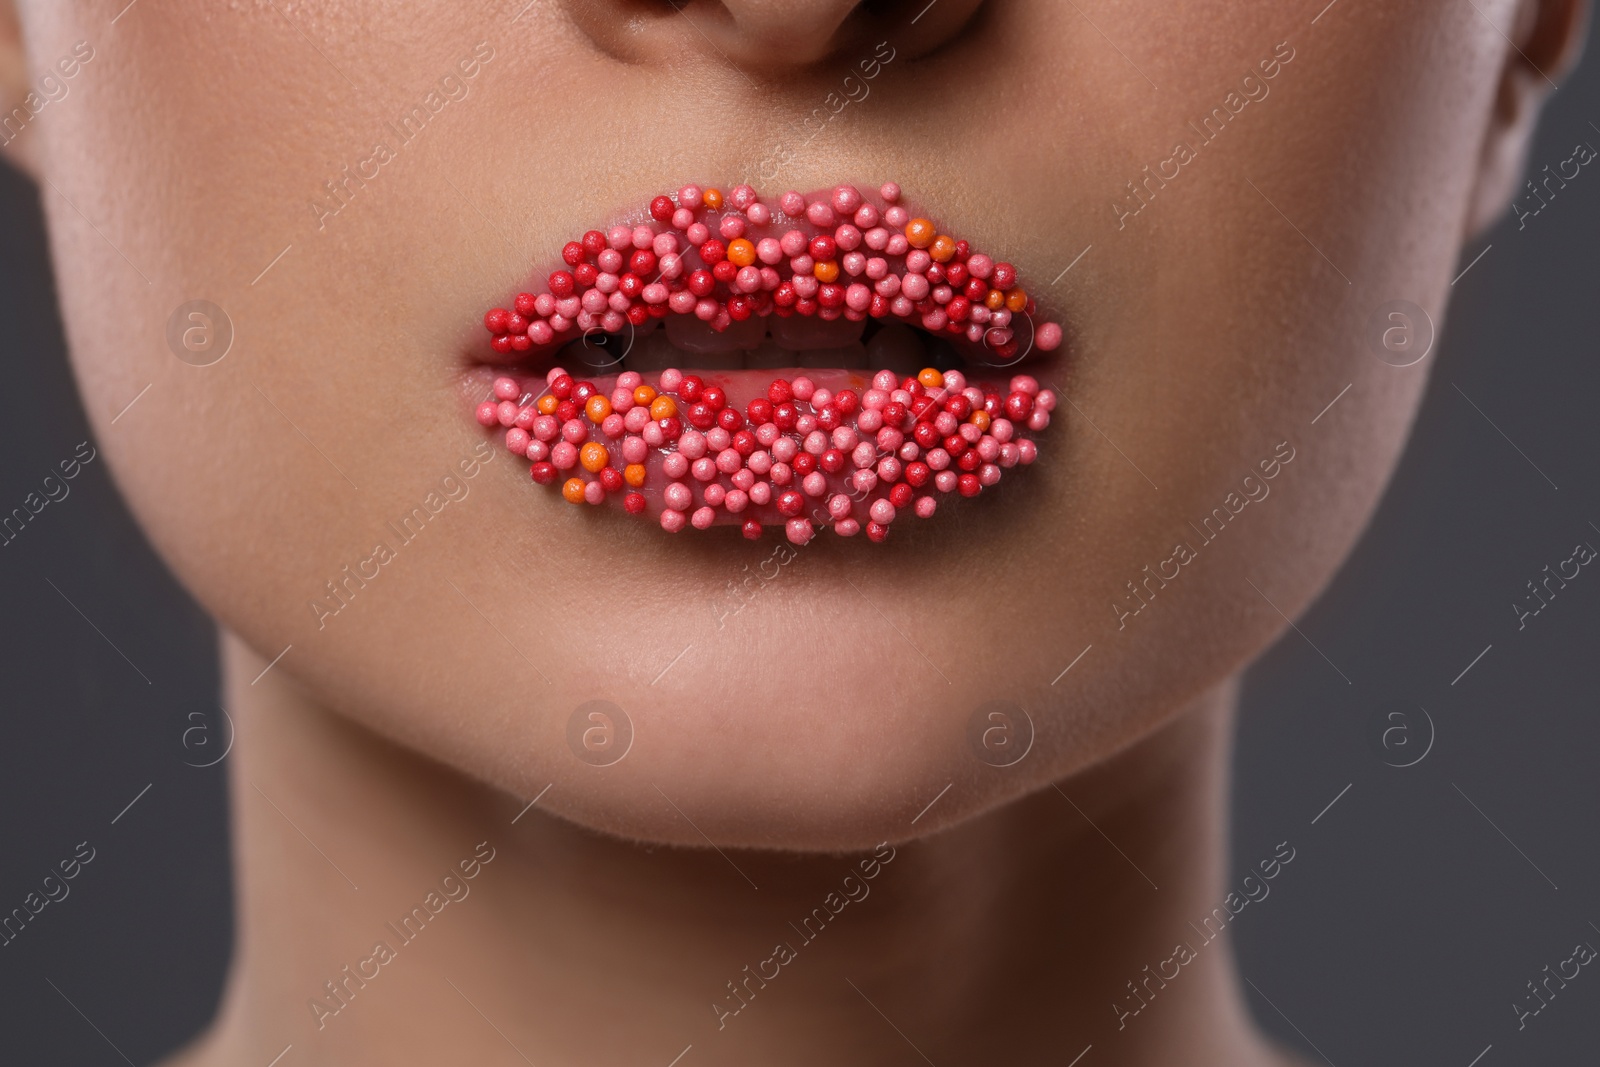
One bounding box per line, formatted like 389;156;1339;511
666;313;766;353
615;321;945;373
769;314;867;351
797;343;868;369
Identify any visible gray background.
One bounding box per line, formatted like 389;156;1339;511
2;27;1599;1067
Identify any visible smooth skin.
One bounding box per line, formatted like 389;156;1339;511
0;1;1587;1063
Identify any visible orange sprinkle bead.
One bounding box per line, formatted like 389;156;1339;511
813;260;840;283
1005;288;1029;313
985;289;1007;310
929;235;957;263
580;442;610;473
633;384;658;407
703;188;724;210
585;395;612;423
650;395;677;420
904;218;936;249
727;238;756;267
970;410;991;432
536;394;560;416
561;478;586;504
917;367;944;389
624;463;648;487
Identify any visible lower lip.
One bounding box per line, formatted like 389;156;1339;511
474;362;1056;545
469;182;1065;544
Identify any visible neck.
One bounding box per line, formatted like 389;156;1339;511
182;632;1287;1067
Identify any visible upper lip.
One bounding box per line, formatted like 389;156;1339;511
469;182;1067;380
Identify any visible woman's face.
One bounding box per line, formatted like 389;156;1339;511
5;0;1569;847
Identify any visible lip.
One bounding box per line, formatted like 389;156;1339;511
466;182;1064;543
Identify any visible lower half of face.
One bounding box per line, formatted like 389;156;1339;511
24;0;1504;847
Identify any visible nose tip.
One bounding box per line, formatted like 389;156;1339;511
561;0;984;74
696;0;869;67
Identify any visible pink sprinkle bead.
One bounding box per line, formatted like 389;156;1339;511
691;507;716;530
934;470;958;493
663;453;689;479
551;442;578;470
781;191;806;216
663;482;693;511
505;428;530;454
835;518;861;537
724;489;749;513
879;182;901;203
915;496;937;519
475;401;498;427
703;483;727;507
584;481;605;505
678;184;703;209
497;400;519;427
786;518;814;545
660;509;687;533
493;379;519;401
1036;322;1063;352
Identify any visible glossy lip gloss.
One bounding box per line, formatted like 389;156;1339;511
469;183;1064;544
